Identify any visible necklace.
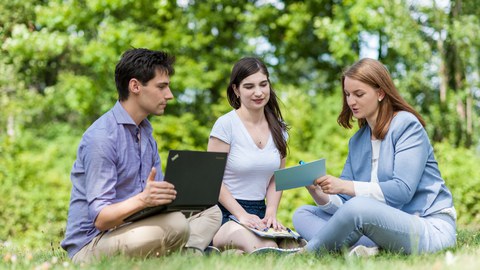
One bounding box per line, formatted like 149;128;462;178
235;109;267;148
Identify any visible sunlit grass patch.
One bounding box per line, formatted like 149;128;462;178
2;229;480;270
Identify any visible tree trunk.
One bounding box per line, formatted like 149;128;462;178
437;37;448;104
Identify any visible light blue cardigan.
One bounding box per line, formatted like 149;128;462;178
338;111;454;217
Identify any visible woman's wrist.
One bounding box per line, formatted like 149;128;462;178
265;207;277;217
309;186;330;205
341;180;355;196
306;184;317;192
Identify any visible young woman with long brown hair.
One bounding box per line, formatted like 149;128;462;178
208;57;296;254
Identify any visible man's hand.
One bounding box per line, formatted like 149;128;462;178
140;167;177;207
95;167;177;231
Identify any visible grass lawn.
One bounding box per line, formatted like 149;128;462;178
2;229;479;270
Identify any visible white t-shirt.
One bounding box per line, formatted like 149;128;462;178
210;110;284;200
352;139;386;203
370;139;381;183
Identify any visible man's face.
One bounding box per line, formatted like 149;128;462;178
137;69;174;116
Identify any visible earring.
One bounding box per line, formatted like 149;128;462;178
378;98;382;102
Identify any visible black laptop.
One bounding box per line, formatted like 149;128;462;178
124;150;227;222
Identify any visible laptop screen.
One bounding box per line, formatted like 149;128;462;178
124;150;227;222
164;150;227;209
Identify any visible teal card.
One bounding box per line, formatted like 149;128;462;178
274;159;326;191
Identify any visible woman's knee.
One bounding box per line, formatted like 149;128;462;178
332;197;387;228
292;205;323;227
212;221;242;247
213;222;277;251
293;205;317;221
339;197;379;216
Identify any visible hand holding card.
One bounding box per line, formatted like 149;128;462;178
274;159;326;191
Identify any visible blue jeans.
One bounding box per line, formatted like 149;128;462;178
292;197;456;254
218;199;266;225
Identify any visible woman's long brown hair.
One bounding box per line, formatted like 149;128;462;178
337;58;425;139
227;57;289;158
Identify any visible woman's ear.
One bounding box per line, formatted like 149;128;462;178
378;88;385;101
233;85;240;98
129;79;141;94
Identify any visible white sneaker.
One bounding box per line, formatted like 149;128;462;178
250;247;303;255
348;245;379;257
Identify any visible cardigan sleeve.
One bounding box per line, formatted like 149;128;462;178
338;143;354;203
378;116;429;208
340;147;354;181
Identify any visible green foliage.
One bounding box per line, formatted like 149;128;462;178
434;142;480;224
151;113;211;156
1;0;479;253
0;130;78;249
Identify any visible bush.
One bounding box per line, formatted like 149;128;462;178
0;129;78;250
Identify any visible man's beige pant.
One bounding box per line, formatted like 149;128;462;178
72;206;221;263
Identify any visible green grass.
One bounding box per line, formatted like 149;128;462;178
2;228;480;270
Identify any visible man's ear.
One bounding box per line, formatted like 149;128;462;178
129;79;141;94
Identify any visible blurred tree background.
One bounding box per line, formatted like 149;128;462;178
1;0;479;252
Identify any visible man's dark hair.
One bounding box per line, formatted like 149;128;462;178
115;48;175;101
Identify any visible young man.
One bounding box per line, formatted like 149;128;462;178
61;48;222;263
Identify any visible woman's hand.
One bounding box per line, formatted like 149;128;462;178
262;215;285;231
238;213;268;231
305;182;330;205
315;175;353;195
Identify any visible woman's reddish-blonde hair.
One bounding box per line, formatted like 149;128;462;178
337;58;425;139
